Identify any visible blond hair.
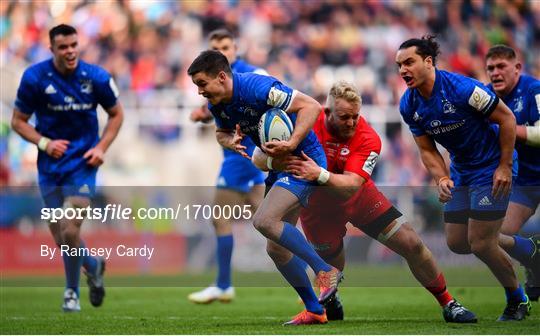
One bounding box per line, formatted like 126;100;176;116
326;81;362;112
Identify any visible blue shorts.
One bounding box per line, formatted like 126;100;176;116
38;166;97;208
510;184;540;210
444;184;511;223
265;146;327;207
217;156;265;193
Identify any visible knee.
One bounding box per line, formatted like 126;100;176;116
400;234;426;259
252;210;274;235
213;217;231;234
469;238;493;257
61;225;79;246
446;236;470;255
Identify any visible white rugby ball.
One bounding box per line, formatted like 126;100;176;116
258;108;294;144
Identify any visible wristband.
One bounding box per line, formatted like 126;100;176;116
437;176;450;186
317;168;330;184
267;156;274;170
38;137;51;151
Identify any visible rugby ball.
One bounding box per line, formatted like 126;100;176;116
258;108;294;144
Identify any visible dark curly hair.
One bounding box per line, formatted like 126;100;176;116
399;34;441;66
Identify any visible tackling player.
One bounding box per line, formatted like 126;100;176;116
11;24;124;311
253;81;477;323
187;50;342;325
485;45;540;301
188;29;266;304
396;35;530;321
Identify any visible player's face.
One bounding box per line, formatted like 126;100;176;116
395;46;433;89
210;38;237;65
327;98;360;140
191;71;228;105
50;34;79;73
486;57;521;97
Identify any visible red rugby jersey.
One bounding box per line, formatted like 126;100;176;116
313;112;381;180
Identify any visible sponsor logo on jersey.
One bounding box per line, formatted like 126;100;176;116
45;84;57;94
468;86;492;112
426;120;466;135
362;151;379;176
442;98;456;114
513;96;523;114
340;148;350;156
430;120;441;127
80;80;93;94
413;111;422;122
267;87;289;108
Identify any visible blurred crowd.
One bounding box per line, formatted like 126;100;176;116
1;0;539;189
2;0;539;101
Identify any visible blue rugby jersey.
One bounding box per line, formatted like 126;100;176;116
15;59;118;174
220;59;267;159
400;69;516;186
488;75;540;186
209;72;321;158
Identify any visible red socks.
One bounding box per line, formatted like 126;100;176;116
425;273;453;306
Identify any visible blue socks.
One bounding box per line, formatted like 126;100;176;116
80;240;98;275
277;255;324;314
278;222;331;274
216;234;234;290
62;244;84;297
508;235;535;265
505;284;528;303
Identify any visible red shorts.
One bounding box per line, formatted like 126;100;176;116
300;180;402;257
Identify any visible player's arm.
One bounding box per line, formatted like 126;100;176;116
190;104;214;123
252;146;290;171
254;146;366;198
83;103;124;167
11;109;69;159
517;89;540;147
263;92;321;156
216;125;249;159
288;151;365;198
518;121;540;147
487;100;516;198
413;135;453;202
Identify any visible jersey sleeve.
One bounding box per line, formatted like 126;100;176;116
343;132;382;180
253;76;296;112
399;94;426;136
15;69;39;115
461;77;499;117
527;82;540;125
94;68;119;109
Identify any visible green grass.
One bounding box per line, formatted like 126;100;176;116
1;269;538;334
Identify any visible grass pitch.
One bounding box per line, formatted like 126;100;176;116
1;268;538;334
